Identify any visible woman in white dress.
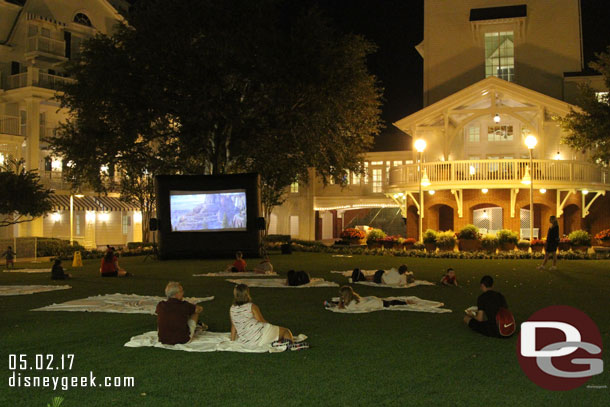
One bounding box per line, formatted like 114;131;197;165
230;284;294;346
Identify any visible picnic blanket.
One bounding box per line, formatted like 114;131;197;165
124;331;308;353
227;278;339;288
193;271;277;277
32;293;214;314
2;268;51;273
326;296;451;314
331;255;353;258
330;269;377;276
355;280;435;289
0;285;71;296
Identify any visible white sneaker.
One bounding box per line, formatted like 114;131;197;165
549;266;557;271
536;265;545;270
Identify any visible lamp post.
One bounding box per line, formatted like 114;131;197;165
70;193;84;246
414;139;427;242
524;135;538;241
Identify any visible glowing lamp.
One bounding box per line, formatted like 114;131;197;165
482;188;488;194
582;189;589;196
539;188;547;194
521;166;532;185
428;190;435;195
133;211;142;223
525;135;538;150
98;212;110;222
86;211;96;223
414;139;427;153
493;114;501;123
420;169;431;187
51;212;62;222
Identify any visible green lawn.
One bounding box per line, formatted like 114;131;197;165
1;253;609;406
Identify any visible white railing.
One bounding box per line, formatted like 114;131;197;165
27;35;65;57
7;72;28;89
389;159;609;189
38;73;75;90
0;116;20;135
6;68;75;91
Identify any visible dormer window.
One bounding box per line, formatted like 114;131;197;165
485;32;514;82
74;13;92;27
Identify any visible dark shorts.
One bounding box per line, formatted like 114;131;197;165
468;319;500;337
373;270;385;284
545;243;558;253
101;271;118;277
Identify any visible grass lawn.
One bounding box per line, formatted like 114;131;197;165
1;252;609;406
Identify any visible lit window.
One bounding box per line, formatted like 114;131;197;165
122;215;129;234
370;161;383;165
0;153;4;165
73;13;92;27
75;214;81;235
485;32;514;82
363;162;369;184
487;125;513;141
290;181;299;193
372;169;382;193
392;161;402;166
352;171;361;185
467;126;480;142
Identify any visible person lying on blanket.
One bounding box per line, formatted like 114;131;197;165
156;282;206;345
371;265;415;286
225;251;247;273
325;286;416;311
286;270;310;286
230;284;308;350
252;255;273;274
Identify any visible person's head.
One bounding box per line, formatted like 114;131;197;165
339;286;360;306
53;259;61;267
7;246;11;250
446;268;455;278
165;281;184;300
104;250;114;262
549;215;558;227
398;265;408;275
480;275;494;291
233;284;251;305
235;251;243;260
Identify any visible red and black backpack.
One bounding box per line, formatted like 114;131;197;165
496;307;516;337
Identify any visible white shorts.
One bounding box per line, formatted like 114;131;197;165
258;323;280;346
187;319;196;339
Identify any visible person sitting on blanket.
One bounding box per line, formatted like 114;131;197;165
373;265;414;286
286;270;311;286
253;255;273;274
463;275;508;337
156;281;205;345
230;284;303;348
440;268;458;286
325;286;415;311
226;251;247;273
100;251;129;277
51;259;72;280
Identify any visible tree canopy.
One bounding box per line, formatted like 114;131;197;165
561;46;610;166
49;0;383;236
0;159;53;227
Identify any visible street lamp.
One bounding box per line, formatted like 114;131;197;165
414;139;427;242
70;192;84;246
524;134;538;241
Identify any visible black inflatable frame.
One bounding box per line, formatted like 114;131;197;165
155;173;262;259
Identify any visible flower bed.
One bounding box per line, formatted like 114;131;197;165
594;229;610;247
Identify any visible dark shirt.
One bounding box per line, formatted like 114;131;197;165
51;264;68;280
547;223;559;244
477;290;508;328
156;298;196;345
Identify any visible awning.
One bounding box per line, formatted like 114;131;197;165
48;194;139;211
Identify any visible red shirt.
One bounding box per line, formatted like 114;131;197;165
232;259;247;273
156;298;196;345
441;275;456;284
100;257;117;275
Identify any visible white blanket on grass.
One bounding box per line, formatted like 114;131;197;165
326;296;451;313
124;331;307;353
193;271;277;277
0;285;71;296
32;293;214;314
2;268;51;273
227;278;339;288
330;269;377;276
355;280;435;288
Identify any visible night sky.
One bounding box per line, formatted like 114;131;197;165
305;0;610;151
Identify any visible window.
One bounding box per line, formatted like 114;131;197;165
363;162;369;184
485;32;514;81
488;125;513;141
290;215;299;237
122;215;130;234
473;207;503;234
370;161;383;165
290;181;299;193
372;169;382;193
74;13;92;27
352;171;361;185
392;161;403;166
519;208;539;239
467;126;480;142
75;214;81;235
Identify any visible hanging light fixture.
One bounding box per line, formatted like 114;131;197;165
428;190;435;195
420;169;431;187
482;188;488;194
539;188;547;194
482;210;489;220
493;114;501;123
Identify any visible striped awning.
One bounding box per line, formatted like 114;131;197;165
48;194;139;212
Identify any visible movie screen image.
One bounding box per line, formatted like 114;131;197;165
170;190;247;232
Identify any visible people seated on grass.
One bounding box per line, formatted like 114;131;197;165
225;251;247;273
372;265;414;286
51;259;72;280
2;245;16;269
100;250;130;277
286;270;311;286
156;281;205;345
325;286;415;311
252;255;274;274
230;283;307;349
440;268;458;286
463;275;509;337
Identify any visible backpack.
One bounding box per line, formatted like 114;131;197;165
496;307;516;337
351;268;367;282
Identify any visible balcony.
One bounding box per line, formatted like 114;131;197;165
387;159;610;192
6;67;75;92
25;35;67;63
0;115;20;136
40;170;121;192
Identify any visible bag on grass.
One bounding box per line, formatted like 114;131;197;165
496;307;516;337
373;270;385;284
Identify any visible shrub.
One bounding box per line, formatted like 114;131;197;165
457;224;480;240
436;231;456;250
36;238;85;257
404;238;416;244
517;240;530;250
594;229;610;241
496;229;518;245
366;228;386;242
481;234;498;251
413;242;425;250
530;239;545;247
422;229;437;244
263;234;291;243
568;230;592;247
126;242;156;250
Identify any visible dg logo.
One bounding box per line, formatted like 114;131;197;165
517;305;604;391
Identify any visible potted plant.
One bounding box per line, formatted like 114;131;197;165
422;229;437;252
380;235;400;249
530;239;545;252
413;242;425;251
558;237;571;251
496;229;518;251
457;224;481;251
568;230;592;252
481;234;498;253
436;230;457;251
517;240;530;251
339;228;366;245
402;237;416;250
366;228;386;249
594;229;610;247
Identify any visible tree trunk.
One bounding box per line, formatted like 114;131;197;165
141;210;150;243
